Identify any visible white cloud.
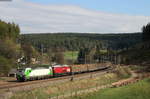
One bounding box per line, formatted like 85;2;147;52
0;0;149;34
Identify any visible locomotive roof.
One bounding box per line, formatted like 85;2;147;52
31;66;51;69
52;64;69;67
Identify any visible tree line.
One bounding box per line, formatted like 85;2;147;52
20;33;142;52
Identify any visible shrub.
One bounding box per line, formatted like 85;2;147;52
0;56;12;76
115;66;131;78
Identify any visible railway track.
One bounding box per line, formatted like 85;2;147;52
0;67;112;92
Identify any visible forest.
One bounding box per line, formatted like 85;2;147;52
20;33;142;52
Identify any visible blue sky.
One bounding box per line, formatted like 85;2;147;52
28;0;150;16
0;0;149;33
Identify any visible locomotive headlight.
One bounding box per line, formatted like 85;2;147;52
67;68;71;72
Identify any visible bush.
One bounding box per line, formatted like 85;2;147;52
0;39;21;59
114;66;131;78
0;56;12;76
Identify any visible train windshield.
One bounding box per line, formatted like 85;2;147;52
17;68;25;72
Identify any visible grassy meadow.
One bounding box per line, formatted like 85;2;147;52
64;50;107;62
64;51;78;61
70;78;150;99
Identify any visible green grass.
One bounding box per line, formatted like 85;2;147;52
70;78;150;99
0;77;15;81
64;51;78;60
0;77;5;80
100;50;107;54
64;50;107;61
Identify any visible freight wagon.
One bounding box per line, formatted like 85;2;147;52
70;63;110;74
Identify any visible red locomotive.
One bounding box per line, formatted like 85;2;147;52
52;65;71;76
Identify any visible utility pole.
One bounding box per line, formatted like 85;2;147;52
85;53;86;64
115;50;117;65
118;55;121;65
41;44;44;64
101;55;103;63
72;50;73;64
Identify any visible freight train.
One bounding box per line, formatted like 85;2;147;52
16;64;110;81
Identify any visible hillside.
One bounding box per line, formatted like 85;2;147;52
20;33;142;52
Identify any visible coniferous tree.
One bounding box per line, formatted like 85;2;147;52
142;23;150;42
